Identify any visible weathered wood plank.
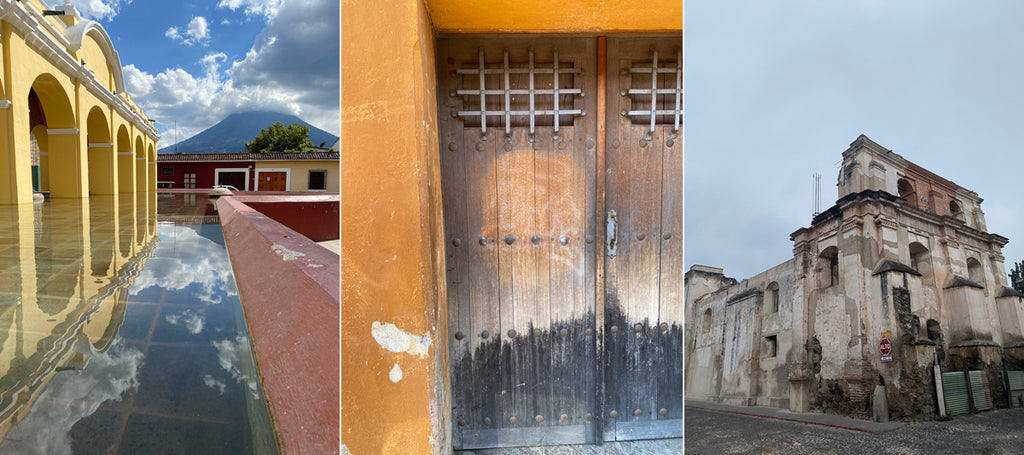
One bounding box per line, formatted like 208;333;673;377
603;37;684;440
437;38;472;448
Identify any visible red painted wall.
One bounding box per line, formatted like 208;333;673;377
157;160;256;189
243;200;339;241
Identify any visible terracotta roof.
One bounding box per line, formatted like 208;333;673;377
157;152;339;162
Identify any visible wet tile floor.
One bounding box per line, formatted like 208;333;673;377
0;194;277;454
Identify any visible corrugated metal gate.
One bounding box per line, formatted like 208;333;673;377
1006;371;1024;407
438;36;682;450
942;371;992;416
942;372;970;416
969;371;993;411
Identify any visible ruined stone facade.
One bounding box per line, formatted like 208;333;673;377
685;135;1024;420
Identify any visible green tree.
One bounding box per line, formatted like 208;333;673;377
245;122;313;153
1010;260;1024;294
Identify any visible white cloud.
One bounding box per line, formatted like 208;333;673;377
203;374;227;394
165;309;206;334
166;16;211;46
217;0;283;18
165;26;181;40
129;224;237;301
0;341;143;454
124;0;338;150
213;335;261;399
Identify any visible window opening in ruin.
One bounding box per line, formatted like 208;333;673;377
967;257;984;286
950;200;965;221
767;282;780;313
926;319;943;344
702;309;712;333
819;247;839;288
897;178;916;204
764;335;777;358
909;242;929;275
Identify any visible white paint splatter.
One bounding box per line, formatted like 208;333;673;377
389;363;403;383
271;243;305;261
371;321;431;358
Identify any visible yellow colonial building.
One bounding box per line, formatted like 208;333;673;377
0;0;158;205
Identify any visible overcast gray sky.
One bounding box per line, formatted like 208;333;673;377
686;0;1024;281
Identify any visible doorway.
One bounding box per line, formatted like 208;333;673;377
438;35;682;449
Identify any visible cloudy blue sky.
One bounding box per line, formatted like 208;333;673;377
54;0;339;149
686;0;1024;281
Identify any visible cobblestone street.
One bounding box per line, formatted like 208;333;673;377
686;401;1024;454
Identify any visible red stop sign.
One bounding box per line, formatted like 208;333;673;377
880;338;892;355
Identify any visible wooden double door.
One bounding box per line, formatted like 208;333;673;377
438;36;682;450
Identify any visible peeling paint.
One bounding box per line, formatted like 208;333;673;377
371;321;432;358
271;243;305;261
390;363;403;382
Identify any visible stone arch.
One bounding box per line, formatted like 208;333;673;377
967;257;984;286
819;246;839;288
86;106;114;195
135;136;147;193
64;20;125;93
30;73;78;198
117;125;133;194
767;281;780;313
897;178;917;208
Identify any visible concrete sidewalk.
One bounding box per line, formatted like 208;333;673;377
685;400;905;434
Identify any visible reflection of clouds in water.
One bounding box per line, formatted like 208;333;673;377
202;374;227;395
129;223;237;302
213;335;261;400
165;310;205;334
0;340;142;455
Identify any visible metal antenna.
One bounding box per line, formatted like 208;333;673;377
812;172;822;217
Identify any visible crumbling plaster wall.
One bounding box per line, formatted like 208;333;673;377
685;260;795;407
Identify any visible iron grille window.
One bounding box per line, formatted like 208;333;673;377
622;48;683;132
309;170;326;191
454;48;584;137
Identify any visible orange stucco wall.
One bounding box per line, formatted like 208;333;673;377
425;0;683;33
341;0;449;453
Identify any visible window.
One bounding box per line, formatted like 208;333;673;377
161;167;174;176
764;335;778;358
967;257;984;286
767;282;780;313
183;172;196;189
819;246;839;288
949;200;965;221
701;309;712;333
309;170;327;191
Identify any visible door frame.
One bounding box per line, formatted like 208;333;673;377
214;167;250;191
255;168;291;191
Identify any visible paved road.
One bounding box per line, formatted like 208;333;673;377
686;405;1024;454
